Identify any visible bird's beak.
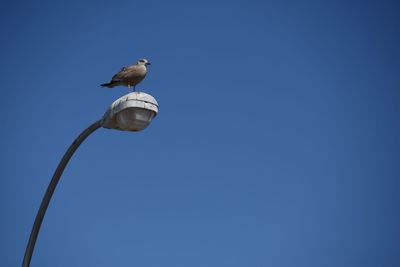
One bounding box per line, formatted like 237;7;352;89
146;62;151;66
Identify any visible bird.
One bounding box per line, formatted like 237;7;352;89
101;58;151;92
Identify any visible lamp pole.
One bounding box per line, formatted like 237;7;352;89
22;92;158;267
22;120;102;267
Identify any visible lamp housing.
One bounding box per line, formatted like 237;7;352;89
102;92;159;132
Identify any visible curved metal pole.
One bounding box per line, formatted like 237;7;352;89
22;120;103;267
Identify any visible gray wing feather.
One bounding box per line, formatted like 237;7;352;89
111;65;136;82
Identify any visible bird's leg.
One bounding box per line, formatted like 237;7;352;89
133;85;136;92
128;84;132;92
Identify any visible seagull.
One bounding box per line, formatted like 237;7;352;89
101;58;151;92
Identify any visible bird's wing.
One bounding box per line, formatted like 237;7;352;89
111;65;136;82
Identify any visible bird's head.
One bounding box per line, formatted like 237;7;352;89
138;58;151;66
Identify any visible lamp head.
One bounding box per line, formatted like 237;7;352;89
102;92;158;132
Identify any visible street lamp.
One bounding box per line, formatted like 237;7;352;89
103;91;159;131
22;91;159;267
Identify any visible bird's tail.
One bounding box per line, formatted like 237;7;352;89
100;82;114;88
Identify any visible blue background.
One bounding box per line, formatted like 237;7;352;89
1;0;399;266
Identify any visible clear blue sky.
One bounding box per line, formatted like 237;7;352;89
1;0;399;266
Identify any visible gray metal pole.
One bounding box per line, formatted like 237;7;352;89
22;120;103;267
